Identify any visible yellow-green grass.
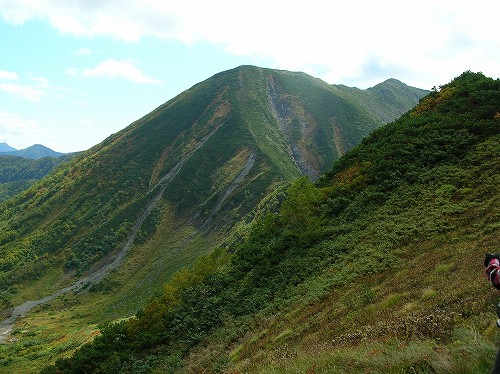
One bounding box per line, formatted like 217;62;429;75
0;300;99;372
178;217;498;373
0;203;223;373
10;267;69;306
239;329;495;373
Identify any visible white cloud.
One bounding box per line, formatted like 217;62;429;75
0;111;44;146
0;82;44;101
31;76;49;86
0;75;69;101
81;59;162;84
29;75;71;94
0;70;19;80
0;0;499;88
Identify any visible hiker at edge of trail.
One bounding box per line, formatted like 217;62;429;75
485;253;500;374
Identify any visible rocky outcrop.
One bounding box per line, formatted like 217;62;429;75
267;76;320;179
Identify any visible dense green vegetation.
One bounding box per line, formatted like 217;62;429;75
0;65;423;316
40;72;499;373
0;155;72;202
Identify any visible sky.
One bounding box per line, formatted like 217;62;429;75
0;0;499;153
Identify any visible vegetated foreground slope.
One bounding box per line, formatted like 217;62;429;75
0;66;423;310
41;71;500;373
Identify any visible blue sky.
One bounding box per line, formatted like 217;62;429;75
0;0;499;153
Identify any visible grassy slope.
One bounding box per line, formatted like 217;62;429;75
38;71;499;374
0;204;214;372
0;66;423;305
196;72;500;374
229;73;499;374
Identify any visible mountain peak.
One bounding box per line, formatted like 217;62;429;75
0;143;64;159
0;67;429;369
0;142;17;152
27;144;51;150
330;78;428;124
370;78;409;90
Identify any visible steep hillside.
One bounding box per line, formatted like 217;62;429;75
0;66;426;372
0;66;424;304
0;155;74;202
39;71;499;373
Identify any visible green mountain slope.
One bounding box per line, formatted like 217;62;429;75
332;78;429;123
0;155;74;203
0;66;424;301
0;66;426;372
39;71;499;373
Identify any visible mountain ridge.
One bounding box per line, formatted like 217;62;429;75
0;142;17;153
332;77;429;123
40;70;499;374
0;64;427;307
0;65;429;372
0;143;65;159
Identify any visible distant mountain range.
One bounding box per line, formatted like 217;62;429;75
0;154;74;203
0;143;65;159
0;144;73;202
0;143;17;153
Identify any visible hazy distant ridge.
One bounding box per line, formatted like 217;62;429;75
0;143;65;159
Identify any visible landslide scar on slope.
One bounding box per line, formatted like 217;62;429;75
149;88;231;187
330;116;347;158
267;75;320;179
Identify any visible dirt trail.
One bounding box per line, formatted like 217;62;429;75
0;123;224;344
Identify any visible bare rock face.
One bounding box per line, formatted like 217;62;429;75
267;76;321;179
